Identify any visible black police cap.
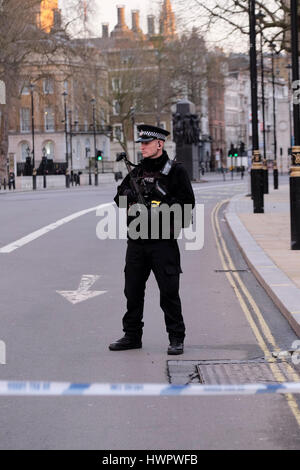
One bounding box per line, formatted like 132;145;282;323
136;125;170;143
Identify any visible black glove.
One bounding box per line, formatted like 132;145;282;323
122;188;137;203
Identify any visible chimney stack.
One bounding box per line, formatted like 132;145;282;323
147;15;155;35
102;23;109;38
132;10;140;33
53;9;62;30
117;5;126;27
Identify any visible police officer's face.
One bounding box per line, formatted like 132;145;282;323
141;140;163;159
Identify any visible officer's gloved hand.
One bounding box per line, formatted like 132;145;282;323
123;188;137;203
150;181;169;202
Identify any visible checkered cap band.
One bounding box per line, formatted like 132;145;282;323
139;131;167;140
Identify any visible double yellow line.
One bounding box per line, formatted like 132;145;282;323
212;200;300;427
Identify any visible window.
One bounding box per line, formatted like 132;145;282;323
112;78;121;91
20;108;30;132
20;81;30;95
74;108;79;131
113;100;121;116
113;124;123;142
43;77;54;94
100;109;106;125
44;107;55;132
21;142;30;161
76;140;81;160
44;141;54;159
85;138;91;157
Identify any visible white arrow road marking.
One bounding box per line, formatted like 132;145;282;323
57;275;107;305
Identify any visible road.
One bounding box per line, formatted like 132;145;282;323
0;176;300;450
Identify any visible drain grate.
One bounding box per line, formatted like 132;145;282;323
167;359;298;385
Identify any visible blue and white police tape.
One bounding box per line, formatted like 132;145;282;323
0;381;300;396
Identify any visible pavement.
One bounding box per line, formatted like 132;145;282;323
226;181;300;338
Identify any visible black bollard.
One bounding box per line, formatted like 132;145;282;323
66;169;70;188
251;150;264;213
290;146;300;250
273;161;279;190
32;169;37;191
263;159;269;194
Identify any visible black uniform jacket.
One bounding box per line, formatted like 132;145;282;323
114;151;196;241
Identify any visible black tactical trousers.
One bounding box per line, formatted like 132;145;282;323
123;239;185;341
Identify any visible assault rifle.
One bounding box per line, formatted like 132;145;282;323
116;152;148;206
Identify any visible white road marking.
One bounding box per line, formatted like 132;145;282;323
57;275;107;305
0;184;244;254
0;203;113;254
193;183;245;192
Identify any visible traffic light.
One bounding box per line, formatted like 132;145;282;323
234;148;238;158
239;141;245;155
228;144;235;158
97;150;103;161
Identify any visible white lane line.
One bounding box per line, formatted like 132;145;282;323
0;202;113;254
193;183;245;192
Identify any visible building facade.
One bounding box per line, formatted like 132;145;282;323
224;53;291;172
7;4;110;177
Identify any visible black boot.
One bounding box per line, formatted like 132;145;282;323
109;335;142;351
168;338;184;355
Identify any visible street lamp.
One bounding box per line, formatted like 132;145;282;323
68;109;74;185
42;146;47;189
286;63;294;153
62;91;70;188
257;13;269;194
249;0;264;213
269;43;279;190
290;0;300;250
30;83;37;190
86;147;92;185
130;106;136;163
91;98;98;186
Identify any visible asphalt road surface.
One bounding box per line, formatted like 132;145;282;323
0;175;300;450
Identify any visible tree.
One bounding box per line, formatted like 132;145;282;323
170;28;207;109
103;40;147;153
179;0;292;52
0;0;85;178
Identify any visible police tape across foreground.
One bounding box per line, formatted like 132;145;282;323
1;381;300;396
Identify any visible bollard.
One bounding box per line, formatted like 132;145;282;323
290;146;300;250
273;160;279;190
66;169;70;188
263;158;269;194
32;169;37;191
251;150;264;213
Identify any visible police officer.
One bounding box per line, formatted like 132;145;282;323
109;125;195;355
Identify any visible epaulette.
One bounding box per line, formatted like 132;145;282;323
160;158;177;176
